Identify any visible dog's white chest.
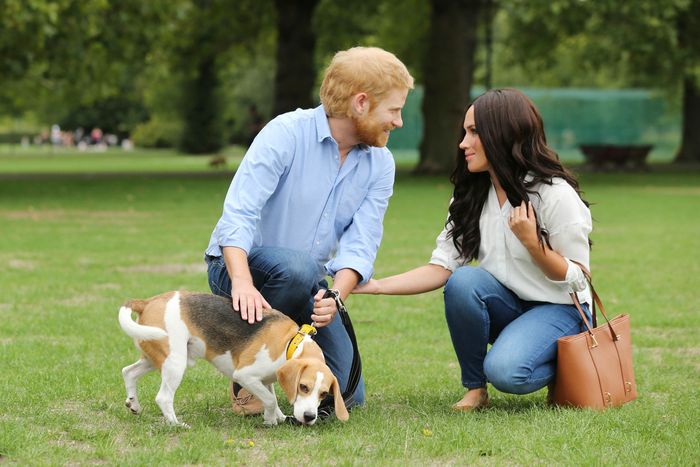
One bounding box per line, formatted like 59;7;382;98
229;345;287;384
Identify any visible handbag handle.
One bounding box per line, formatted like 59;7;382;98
569;260;621;345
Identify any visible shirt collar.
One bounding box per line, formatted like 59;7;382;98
313;104;372;154
314;104;332;143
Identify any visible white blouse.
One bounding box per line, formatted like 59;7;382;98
430;177;592;305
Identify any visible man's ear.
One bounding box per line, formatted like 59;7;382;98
331;374;349;422
276;359;305;404
350;92;370;116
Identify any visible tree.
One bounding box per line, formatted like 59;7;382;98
167;0;275;153
675;1;700;163
0;0;172;125
504;0;700;163
415;0;484;174
272;0;320;116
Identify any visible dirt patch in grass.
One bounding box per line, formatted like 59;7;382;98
0;209;151;223
7;259;38;271
56;294;103;307
93;283;122;291
117;263;207;275
635;326;694;341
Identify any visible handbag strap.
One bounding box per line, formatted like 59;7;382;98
569;261;596;328
569;260;620;343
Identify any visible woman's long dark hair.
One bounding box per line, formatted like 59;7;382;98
448;88;590;262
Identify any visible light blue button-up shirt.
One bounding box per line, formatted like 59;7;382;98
205;105;395;283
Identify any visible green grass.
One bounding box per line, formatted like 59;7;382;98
0;144;678;176
0;145;247;174
1;167;699;464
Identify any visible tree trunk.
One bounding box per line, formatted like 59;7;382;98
415;0;482;175
674;0;700;163
180;61;223;156
178;0;224;154
272;0;319;117
675;78;700;163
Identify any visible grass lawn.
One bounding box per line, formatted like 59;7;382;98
1;165;699;464
0;145;247;174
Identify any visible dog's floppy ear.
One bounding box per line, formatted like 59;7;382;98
331;374;349;422
276;359;305;404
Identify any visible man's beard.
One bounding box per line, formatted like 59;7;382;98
353;112;391;147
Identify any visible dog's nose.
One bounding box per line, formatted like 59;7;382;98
303;412;316;423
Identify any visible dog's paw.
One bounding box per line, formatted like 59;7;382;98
164;419;190;429
263;416;279;426
275;409;286;424
125;398;142;415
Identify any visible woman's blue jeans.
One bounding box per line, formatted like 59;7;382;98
206;247;365;407
444;266;588;394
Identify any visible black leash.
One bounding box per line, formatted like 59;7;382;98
322;289;362;407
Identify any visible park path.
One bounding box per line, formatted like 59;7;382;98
0;170;236;180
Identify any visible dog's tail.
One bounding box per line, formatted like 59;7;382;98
118;305;168;341
124;299;149;314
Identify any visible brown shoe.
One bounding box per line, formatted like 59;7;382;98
229;382;264;416
452;388;489;412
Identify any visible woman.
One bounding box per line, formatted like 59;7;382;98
353;88;592;411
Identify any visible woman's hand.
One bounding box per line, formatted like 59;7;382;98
508;201;539;249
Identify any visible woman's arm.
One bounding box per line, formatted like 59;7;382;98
353;264;452;295
509;201;569;280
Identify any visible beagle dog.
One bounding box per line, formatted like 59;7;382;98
118;291;348;427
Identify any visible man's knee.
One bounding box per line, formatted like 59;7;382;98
281;254;319;290
207;257;231;298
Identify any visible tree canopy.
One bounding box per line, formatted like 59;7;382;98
1;0;697;163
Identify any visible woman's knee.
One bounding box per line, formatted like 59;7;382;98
444;266;493;299
483;352;531;395
444;267;490;319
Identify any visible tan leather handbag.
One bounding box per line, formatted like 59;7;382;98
552;266;637;409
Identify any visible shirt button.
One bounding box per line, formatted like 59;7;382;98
316;241;320;245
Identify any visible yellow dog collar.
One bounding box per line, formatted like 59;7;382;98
285;324;317;360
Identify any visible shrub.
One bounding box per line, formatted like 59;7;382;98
131;118;182;148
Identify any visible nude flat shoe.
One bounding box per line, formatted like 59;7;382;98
452;389;489;412
230;382;264;416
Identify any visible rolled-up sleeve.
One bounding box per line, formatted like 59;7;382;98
542;181;592;293
213;120;293;254
325;157;395;283
429;220;462;272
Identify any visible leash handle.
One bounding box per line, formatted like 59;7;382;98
323;289;362;406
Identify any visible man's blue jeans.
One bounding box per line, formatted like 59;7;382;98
206;247;365;407
444;266;589;394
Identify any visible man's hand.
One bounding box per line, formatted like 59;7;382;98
311;289;337;328
231;277;271;324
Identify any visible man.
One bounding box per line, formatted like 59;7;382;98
205;46;414;416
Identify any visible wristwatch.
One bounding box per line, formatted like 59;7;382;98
324;288;347;313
